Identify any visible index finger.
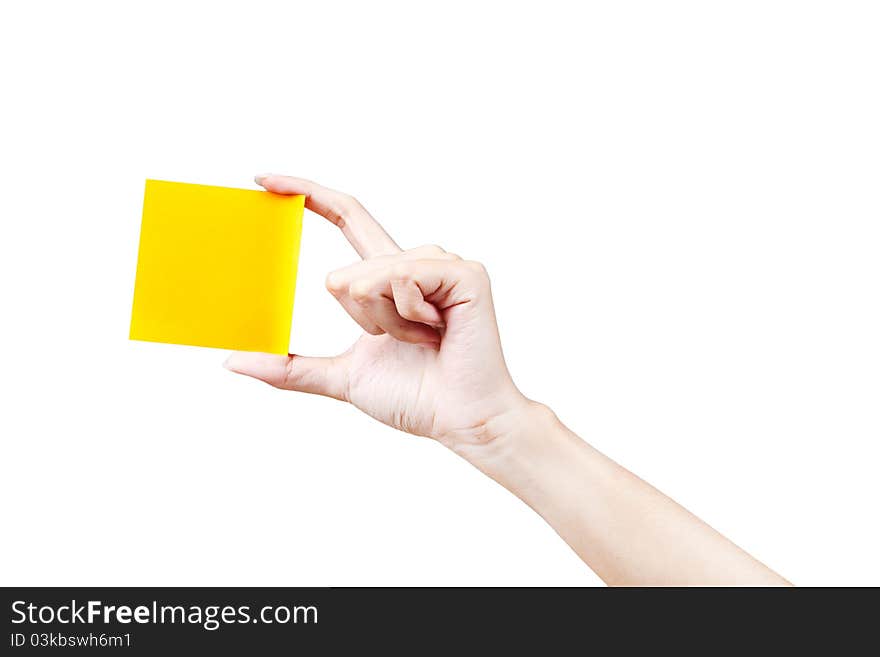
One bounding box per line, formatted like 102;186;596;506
255;174;400;259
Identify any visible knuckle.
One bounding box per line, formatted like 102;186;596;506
462;260;489;282
464;259;487;274
349;280;373;302
365;325;385;336
342;193;363;213
408;244;446;258
328;194;359;226
390;262;412;280
394;298;417;318
397;309;416;321
325;271;347;295
281;357;299;389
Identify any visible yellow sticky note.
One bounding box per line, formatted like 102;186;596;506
130;179;305;354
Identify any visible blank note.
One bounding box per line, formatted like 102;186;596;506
130;179;305;354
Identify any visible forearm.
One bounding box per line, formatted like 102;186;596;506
448;401;791;586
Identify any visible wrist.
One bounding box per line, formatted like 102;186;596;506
441;396;581;493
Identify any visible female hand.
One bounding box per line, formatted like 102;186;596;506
225;174;790;586
225;175;529;447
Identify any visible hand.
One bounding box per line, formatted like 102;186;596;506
224;176;792;587
225;175;528;445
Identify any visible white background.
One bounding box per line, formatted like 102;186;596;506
1;1;878;586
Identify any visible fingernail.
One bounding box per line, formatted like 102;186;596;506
222;355;236;370
254;173;273;185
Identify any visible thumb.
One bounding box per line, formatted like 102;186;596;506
223;352;349;401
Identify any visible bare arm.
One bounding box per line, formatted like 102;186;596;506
226;174;790;586
463;401;789;586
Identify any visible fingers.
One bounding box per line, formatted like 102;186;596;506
323;256;488;345
329;269;437;343
391;279;444;327
255;174;400;259
252;173;482;345
327;278;384;336
387;258;490;307
224;352;349;401
351;290;441;345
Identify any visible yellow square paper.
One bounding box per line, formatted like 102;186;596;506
130;179;305;354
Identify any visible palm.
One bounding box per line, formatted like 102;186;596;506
343;304;509;439
344;334;442;436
